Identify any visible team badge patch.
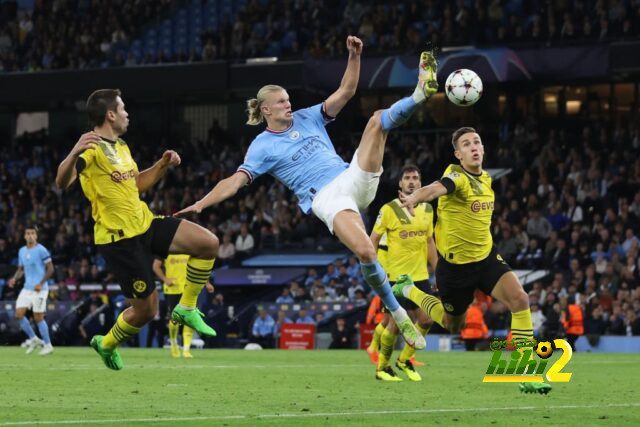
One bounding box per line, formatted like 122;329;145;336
290;131;300;140
444;303;455;313
133;280;147;293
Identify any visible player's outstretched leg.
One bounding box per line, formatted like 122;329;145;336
171;257;217;336
366;321;385;364
393;275;446;328
379;51;438;131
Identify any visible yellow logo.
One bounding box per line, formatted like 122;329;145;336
133;280;147;293
444;303;454;313
535;341;554;359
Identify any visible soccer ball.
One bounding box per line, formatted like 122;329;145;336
445;69;483;107
534;341;554;359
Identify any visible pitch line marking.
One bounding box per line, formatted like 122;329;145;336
2;403;639;425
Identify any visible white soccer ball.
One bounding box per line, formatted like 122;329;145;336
445;69;483;107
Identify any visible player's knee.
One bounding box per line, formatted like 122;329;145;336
508;289;530;312
353;242;376;263
369;110;384;130
195;233;219;259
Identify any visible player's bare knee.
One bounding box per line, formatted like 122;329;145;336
355;244;377;263
195;233;219;259
370;110;384;130
508;290;530;312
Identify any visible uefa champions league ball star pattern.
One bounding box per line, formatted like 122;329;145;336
445;69;483;106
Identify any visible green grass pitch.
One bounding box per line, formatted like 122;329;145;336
0;347;638;426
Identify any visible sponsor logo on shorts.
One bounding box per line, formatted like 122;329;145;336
132;280;147;293
470;200;494;212
398;230;428;239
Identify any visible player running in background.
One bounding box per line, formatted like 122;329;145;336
394;127;551;393
55;89;219;370
8;226;55;355
369;165;438;381
153;254;214;358
177;36;439;350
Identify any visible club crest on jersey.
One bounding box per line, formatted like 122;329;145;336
289;131;300;140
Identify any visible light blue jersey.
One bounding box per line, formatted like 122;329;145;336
238;103;349;213
18;244;51;291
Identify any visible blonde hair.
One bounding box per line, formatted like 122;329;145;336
246;84;285;126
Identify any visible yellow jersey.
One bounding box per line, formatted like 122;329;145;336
376;232;388;271
77;137;154;244
436;164;494;264
162;254;189;294
373;198;434;282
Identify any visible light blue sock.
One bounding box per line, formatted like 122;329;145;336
380;96;419;131
19;317;36;339
37;320;51;345
360;261;400;311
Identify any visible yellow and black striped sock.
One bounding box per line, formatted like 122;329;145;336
397;323;431;362
512;308;534;358
168;321;179;346
368;322;385;353
183;326;193;351
377;328;398;370
179;258;215;309
102;311;141;350
407;286;445;328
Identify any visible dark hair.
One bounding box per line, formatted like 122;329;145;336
86;89;121;128
451;126;477;149
400;164;421;179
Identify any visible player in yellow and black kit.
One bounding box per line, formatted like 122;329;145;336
55;89;219;371
368;165;438;382
395;127;551;393
153;255;213;358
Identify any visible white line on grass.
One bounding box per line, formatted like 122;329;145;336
2;402;638;425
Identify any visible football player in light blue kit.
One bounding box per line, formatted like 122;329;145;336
8;226;55;355
177;36;438;349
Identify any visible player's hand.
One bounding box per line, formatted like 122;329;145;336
174;201;203;217
7;277;16;288
398;190;417;216
71;132;100;157
206;282;215;293
165;278;174;286
34;283;42;291
161;150;181;167
346;35;363;56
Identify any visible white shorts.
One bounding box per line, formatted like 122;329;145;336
312;150;382;233
16;289;49;313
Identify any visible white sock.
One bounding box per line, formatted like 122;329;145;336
412;85;426;104
390;307;409;323
402;284;415;299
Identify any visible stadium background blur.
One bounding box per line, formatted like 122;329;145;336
0;0;639;353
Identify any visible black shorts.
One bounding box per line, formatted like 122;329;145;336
382;279;434;312
99;217;182;299
164;294;181;321
436;247;512;316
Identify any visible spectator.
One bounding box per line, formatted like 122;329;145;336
329;317;353;349
235;223;255;259
251;306;275;348
526;209;552;241
275;286;294;304
295;309;315;324
217;232;236;266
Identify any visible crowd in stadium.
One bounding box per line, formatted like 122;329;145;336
0;107;638;339
1;0;639;72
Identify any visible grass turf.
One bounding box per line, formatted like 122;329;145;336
0;347;638;426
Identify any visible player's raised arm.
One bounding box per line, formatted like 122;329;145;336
399;181;449;215
136;150;181;193
323;35;362;118
55;132;100;190
175;171;250;216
